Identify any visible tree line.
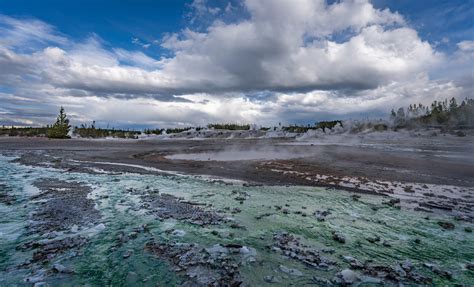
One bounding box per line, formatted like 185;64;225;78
391;97;474;128
207;123;250;130
282;120;343;133
2;100;472;139
73;122;141;139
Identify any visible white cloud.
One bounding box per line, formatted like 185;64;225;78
2;0;439;95
457;40;474;52
0;15;68;49
157;0;424;93
0;1;471;127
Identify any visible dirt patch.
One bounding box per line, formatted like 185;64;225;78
133;188;223;226
17;236;89;264
13;179;102;282
272;233;336;269
30;178;101;234
145;241;255;286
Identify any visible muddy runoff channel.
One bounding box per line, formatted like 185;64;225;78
0;155;473;286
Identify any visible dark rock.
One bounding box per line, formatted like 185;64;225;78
19;236;88;264
52;264;74;274
342;256;364;269
366;235;381;243
432;266;452;279
0;184;16;205
145;241;249;286
383;198;401;207
279;265;302;276
263;275;280;283
363;261;432;285
255;213;274;220
314;209;331;221
231;208;241;214
437;221;455;230
310;276;332;285
419;201;453;211
335;269;359;285
382;241;392;247
424;263;452;279
351;194;361;201
414;207;433;213
139;193;223;226
123;250;133;259
401;260;413;272
272;233;335;269
133;224;149;233
332;231;346;243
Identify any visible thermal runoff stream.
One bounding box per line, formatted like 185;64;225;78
0;155;472;286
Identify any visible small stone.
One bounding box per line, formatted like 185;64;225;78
423;262;435;269
432;266;452;279
94;223;106;231
366;235;381;243
25;274;45;284
437;221;455;230
71;225;79;233
52;264;74;274
338;269;359;284
351;194;361;201
264;275;280;283
311;276;332;285
239;246;251;254
123;250;133;259
464;227;472;233
332;231;346;243
342;256;363;269
401;260;413;272
232;208;241;214
279;265;303;276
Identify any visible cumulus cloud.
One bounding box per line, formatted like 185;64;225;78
0;0;471;127
457;40;474;52
0;0;440;95
159;0;435;93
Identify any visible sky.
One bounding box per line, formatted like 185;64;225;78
0;0;473;128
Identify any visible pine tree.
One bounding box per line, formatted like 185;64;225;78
449;97;458;111
390;109;396;121
47;106;71;139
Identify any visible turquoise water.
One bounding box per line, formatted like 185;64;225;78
0;155;473;286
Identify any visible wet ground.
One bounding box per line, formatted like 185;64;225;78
0;136;473;286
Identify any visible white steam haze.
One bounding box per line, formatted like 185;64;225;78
0;0;473;128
